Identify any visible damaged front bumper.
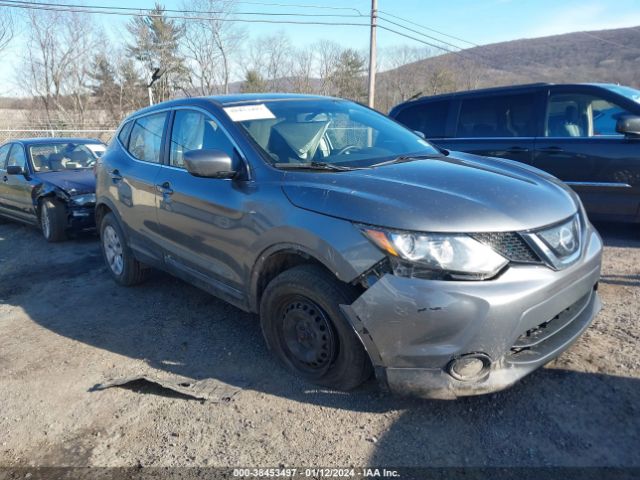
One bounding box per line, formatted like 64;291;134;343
67;204;96;231
340;226;603;399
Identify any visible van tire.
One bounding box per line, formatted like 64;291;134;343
260;265;372;391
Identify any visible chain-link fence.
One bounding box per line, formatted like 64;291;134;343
0;129;116;144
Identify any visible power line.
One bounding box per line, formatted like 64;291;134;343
377;10;480;47
0;1;369;25
0;0;365;18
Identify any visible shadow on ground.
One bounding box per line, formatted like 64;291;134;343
1;221;639;466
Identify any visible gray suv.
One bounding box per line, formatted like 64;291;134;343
96;94;602;399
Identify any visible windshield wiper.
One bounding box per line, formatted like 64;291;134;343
274;161;365;171
370;153;444;168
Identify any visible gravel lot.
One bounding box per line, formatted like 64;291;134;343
0;219;638;468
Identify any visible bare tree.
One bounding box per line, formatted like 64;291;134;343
0;7;14;56
181;0;246;95
315;40;342;96
21;8;98;127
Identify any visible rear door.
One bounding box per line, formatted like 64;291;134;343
442;90;543;165
3;144;35;222
534;85;640;221
112;111;168;256
0;143;12;216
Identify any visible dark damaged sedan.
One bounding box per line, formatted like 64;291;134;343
96;94;602;399
0;138;104;241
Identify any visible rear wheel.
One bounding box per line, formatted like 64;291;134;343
100;212;148;286
260;265;372;390
40;198;67;242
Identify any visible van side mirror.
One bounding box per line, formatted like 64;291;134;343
616;115;640;138
183;149;237;179
6;165;24;175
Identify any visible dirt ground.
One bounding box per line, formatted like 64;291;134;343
0;219;638;468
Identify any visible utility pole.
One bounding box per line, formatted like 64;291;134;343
367;0;378;109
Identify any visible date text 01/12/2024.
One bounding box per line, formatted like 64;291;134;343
232;468;401;478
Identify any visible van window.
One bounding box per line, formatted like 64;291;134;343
128;113;167;163
456;94;536;138
394;100;449;138
169;110;236;168
546;93;632;137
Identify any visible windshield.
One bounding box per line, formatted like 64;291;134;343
603;85;640;103
225;99;440;168
29;143;100;172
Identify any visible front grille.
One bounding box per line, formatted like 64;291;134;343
471;232;541;264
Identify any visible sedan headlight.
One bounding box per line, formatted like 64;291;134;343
71;193;96;206
362;227;508;280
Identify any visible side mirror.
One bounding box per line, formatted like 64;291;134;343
616;115;640;138
183;149;237;179
414;130;426;139
6;165;24;175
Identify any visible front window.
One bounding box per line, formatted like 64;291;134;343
29;143;101;172
545;93;634;137
224;99;439;167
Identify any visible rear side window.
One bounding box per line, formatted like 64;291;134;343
117;121;133;148
0;144;11;169
127;113;167;163
394;100;449;138
456;94;536;138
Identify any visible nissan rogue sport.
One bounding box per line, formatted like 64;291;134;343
95;94;602;399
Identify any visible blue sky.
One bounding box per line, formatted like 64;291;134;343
1;0;640;95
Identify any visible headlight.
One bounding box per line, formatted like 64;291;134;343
71;193;96;206
362;227;508;280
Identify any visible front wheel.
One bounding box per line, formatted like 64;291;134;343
100;212;148;286
260;265;372;391
40;198;67;242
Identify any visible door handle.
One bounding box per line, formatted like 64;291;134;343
108;169;123;182
506;146;529;152
538;146;564;153
156;181;174;195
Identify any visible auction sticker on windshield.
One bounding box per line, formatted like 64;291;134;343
224;104;276;122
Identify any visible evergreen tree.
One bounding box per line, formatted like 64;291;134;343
241;70;267;93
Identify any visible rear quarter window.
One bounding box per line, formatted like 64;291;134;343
394;100;449;138
117;121;133;148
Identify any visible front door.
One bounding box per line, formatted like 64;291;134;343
155;108;252;296
533;87;640;221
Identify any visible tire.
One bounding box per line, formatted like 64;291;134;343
260;265;372;391
40;198;67;242
99;212;148;286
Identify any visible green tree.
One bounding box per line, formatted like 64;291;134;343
330;49;366;101
126;2;186;102
241;69;267;93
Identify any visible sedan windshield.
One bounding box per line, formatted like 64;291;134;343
225;99;441;168
29;143;100;172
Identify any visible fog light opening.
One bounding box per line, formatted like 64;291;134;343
447;353;491;382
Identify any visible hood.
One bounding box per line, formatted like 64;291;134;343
282;151;578;233
36;169;96;195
